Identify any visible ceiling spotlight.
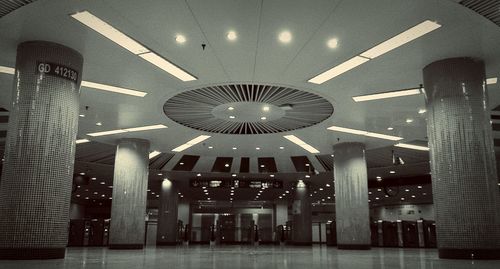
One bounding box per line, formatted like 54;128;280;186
179;163;184;166
389;171;396;174
270;174;274;178
278;31;292;43
387;127;394;131
279;146;284;150
227;31;237;41
418;108;427;114
261;116;267;120
175;34;186;44
418;185;422;189
256;147;260;150
95;122;102;126
232;174;236;177
224;163;230;167
197;173;201;177
305;175;310;178
208;146;213;149
232;147;237;150
327;38;339;49
229;115;236;119
260;164;265;168
228;106;234;111
79;114;85;118
263;106;270;112
406;118;414;123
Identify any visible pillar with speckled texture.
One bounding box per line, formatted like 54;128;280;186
109;138;149;249
156;179;179;245
0;41;83;259
423;57;500;259
334;142;371;250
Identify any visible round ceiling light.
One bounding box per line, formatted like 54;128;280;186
279;31;292;43
175;34;186;44
327;38;338;49
227;31;237;41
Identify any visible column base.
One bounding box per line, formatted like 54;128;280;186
156;242;178;246
0;248;65;259
108;244;143;249
337;244;371;250
439;248;500;259
291;242;312;246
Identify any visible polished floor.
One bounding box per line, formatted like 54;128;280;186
1;246;500;269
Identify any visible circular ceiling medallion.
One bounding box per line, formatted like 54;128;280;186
163;84;334;134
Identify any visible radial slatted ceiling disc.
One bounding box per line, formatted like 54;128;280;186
164;84;334;134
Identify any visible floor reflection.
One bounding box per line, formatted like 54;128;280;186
0;246;499;269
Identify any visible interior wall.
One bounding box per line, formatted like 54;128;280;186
69;203;85;219
370;204;435;221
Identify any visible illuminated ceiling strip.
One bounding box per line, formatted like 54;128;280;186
71;11;197;82
87;124;167;137
395;143;429;151
149;150;161;159
327;125;403;141
0;66;14;74
360;20;441;59
81;81;147;97
76;139;90;144
283;135;320;154
487;77;498;85
352;88;422;102
172;135;211;152
308;20;441;84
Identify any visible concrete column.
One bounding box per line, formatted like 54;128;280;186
157;179;179;245
275;200;288;226
423;57;500;259
0;41;83;259
291;181;312;245
109;138;149;249
333;142;371;250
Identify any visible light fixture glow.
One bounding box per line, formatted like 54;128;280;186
261;116;267;120
278;31;292;43
283;135;320;154
395;143;429;151
406;118;414;123
76;139;90;144
387;127;394;131
263;106;270;112
360;20;441;59
175;34;186;44
418;108;427;114
390;170;396;174
138;52;196;82
70;11;149;55
227;31;237;41
327;125;403;141
87;129;126;137
232;147;237;150
0;66;15;74
327;38;338;49
228;107;234;111
308;56;369;84
172;135;211;152
229;115;236;119
87;124;167;137
149;151;161;159
81;81;148;97
352;88;422;102
95;122;103;126
487;77;498;85
279;146;284;150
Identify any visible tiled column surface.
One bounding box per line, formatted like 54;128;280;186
0;41;83;259
334;142;371;250
157;179;179;245
291;183;312;245
109;138;149;249
423;57;500;259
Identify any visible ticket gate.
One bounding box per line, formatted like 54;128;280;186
68;219;85;246
88;219;105;246
370;222;379;246
326;222;337;246
382;221;399;247
422;220;437;248
402;221;419;248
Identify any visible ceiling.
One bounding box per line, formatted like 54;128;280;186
1;0;500;205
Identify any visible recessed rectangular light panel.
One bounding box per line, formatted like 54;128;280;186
0;66;15;74
149;150;161;159
172;135;211;152
395;143;429;151
283;135;320;154
308;20;441;84
87;124;167;137
352;88;422;102
71;11;196;82
76;139;90;144
327;126;403;141
81;81;147;97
